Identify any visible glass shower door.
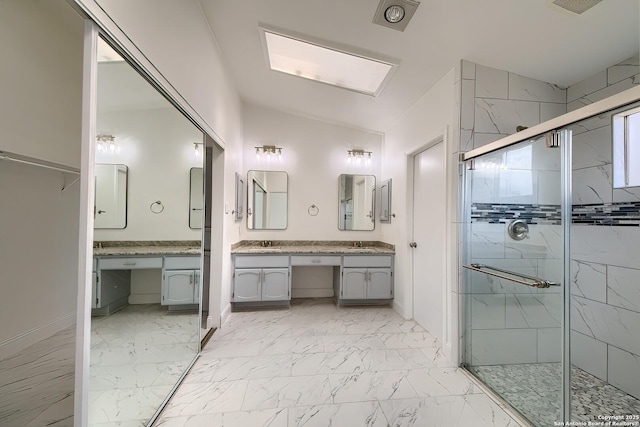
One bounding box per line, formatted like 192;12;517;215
462;132;569;426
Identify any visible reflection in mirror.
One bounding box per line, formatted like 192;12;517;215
380;178;392;223
94;164;128;229
89;37;202;426
338;174;376;230
190;168;203;229
235;172;244;220
247;170;288;230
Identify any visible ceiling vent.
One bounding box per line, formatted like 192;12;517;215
550;0;602;15
373;0;420;32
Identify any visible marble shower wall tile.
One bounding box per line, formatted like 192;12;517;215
571;331;608;382
572;125;612;170
537;328;561;363
568;74;640;112
607;54;640;86
470;223;505;259
613;186;640;203
567;70;607;103
475;99;540;135
470;329;537;365
570;260;607;303
504;224;563;259
571;296;640;356
476;65;508;99
471;294;506;329
509;73;566;103
572;165;612;205
607;266;640;312
540;102;567;123
572;226;640;269
608;345;640;400
505;294;561;329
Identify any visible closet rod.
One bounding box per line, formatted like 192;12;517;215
0;151;80;175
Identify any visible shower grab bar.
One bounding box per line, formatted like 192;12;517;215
463;263;560;288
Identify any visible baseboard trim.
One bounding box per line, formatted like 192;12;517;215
392;300;407;319
0;312;75;361
220;303;231;328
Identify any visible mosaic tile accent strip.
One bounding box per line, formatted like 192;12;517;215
468;363;640;426
573;202;640;226
471;203;562;224
471;202;640;226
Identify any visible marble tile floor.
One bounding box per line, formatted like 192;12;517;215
89;304;199;426
154;298;523;427
469;363;640;426
0;325;75;427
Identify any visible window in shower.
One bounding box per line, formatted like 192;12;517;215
612;106;640;188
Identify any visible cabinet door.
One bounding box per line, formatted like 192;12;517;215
262;268;289;301
162;270;195;305
234;269;261;302
367;268;392;299
342;268;367;299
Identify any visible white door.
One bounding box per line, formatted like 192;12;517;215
412;141;446;342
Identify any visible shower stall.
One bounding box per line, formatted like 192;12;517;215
461;99;640;425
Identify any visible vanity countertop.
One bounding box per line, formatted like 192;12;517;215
93;241;201;257
231;240;395;255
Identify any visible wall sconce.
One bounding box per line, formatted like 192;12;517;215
255;145;283;161
347;149;372;165
96;134;117;152
193;142;204;159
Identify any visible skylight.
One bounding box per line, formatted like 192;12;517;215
262;30;395;96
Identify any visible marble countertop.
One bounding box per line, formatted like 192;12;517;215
231;240;395;255
93;241;201;257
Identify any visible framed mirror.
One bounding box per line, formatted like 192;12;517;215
189;167;203;229
235;172;245;220
94;164;128;229
247;170;288;230
380;178;392;223
338;174;376;231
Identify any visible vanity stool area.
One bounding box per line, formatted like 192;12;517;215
230;241;395;310
92;241;202;315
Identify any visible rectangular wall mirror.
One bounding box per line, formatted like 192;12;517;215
247;170;288;230
189;167;203;229
338;174;375;231
235;172;245;220
380;178;392;223
94;163;128;229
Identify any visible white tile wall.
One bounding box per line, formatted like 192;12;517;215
470;329;537;365
537;328;561;363
471;294;506;329
567;70;607;104
613;186;640;203
470;223;505;259
509;74;565;103
607;266;640;312
475;99;540;134
607;54;640;86
475;65;508;99
540;102;567;123
504;225;563;260
572;125;612;170
570;260;607;303
571;331;608;382
608;345;640;400
572;165;612;205
505;295;561;329
572;226;640;269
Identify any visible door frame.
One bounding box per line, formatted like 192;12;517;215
407;127;453;355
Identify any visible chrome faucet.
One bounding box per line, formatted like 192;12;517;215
261;240;273;247
353;241;363;248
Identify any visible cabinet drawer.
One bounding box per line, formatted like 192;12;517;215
234;255;289;268
290;255;341;266
343;255;392;268
98;257;163;270
164;256;200;270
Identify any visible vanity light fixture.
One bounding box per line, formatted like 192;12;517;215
96;134;117;152
347;149;372;165
193;142;204;159
255;145;283;161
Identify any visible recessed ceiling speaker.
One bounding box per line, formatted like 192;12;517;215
551;0;602;15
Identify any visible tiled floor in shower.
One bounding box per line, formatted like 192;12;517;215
469;363;640;426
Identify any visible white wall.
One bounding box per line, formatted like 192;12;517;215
381;68;457;324
93;107;203;241
242;103;383;241
0;0;83;168
0;0;83;359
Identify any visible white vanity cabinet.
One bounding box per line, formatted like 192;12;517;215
232;256;291;303
162;256;201;306
339;256;393;301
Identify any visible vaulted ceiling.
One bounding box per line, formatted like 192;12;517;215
198;0;639;132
